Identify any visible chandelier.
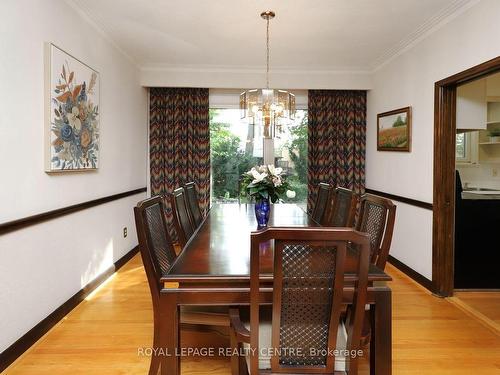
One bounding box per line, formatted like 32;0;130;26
240;11;296;139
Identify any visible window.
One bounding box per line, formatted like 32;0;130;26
210;109;262;204
456;133;467;160
273;111;308;205
456;131;478;163
209;109;307;205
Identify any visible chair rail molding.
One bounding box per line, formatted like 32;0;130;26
0;187;147;235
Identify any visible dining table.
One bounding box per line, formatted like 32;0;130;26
160;203;392;375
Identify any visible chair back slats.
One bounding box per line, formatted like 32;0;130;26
356;194;396;269
325;187;359;227
134;196;177;299
169;187;195;248
249;228;370;375
184;182;203;228
311;183;332;223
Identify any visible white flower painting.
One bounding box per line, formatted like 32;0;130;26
45;44;100;172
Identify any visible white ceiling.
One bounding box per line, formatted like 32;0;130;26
71;0;474;72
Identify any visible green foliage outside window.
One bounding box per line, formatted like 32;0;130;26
210;110;260;202
283;114;308;203
210;109;308;204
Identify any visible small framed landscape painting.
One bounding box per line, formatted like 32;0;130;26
377;106;412;152
45;43;100;172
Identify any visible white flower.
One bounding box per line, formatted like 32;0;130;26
272;176;282;187
286;190;296;198
268;164;283;176
247;167;257;176
258;165;268;173
268;164;276;175
251;169;267;184
68;106;81;131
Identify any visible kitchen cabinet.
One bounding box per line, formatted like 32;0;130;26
477;103;500;162
456;78;487;130
486;74;500;125
486;73;500;98
487;102;500;125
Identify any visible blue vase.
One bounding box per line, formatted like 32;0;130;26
254;198;271;228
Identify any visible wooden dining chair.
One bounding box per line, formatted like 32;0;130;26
229;227;371;375
356;194;396;270
311;182;332;223
169;187;195;248
184;181;203;228
323;187;359;227
134;196;229;375
354;194;396;348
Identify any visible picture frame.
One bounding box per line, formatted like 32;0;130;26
377;106;412;152
44;43;100;172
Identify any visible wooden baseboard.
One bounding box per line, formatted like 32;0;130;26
454;288;500;292
388;255;434;292
447;297;500;337
0;246;139;372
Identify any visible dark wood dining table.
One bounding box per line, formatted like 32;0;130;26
160;203;392;375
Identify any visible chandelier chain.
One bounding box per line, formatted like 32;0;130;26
266;17;270;89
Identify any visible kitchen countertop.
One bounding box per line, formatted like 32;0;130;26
461;190;500;200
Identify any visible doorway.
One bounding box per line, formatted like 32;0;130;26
433;56;500;297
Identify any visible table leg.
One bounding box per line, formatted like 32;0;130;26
370;287;392;375
160;292;180;375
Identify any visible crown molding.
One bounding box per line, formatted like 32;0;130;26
371;0;480;72
65;0;139;68
67;0;481;77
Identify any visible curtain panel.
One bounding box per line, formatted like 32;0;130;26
307;90;366;213
149;87;210;235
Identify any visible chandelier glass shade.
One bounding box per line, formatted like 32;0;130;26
239;11;296;139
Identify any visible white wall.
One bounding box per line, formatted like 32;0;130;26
0;0;147;353
366;0;500;279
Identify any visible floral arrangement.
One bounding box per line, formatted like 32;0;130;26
51;62;99;170
241;165;293;203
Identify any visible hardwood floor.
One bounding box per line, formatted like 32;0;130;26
3;255;500;374
452;291;500;330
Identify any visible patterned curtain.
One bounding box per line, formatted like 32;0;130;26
149;87;210;235
307;90;366;214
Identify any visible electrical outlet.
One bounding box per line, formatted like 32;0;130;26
123;227;128;238
493;168;498;177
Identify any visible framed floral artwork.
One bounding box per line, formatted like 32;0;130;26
44;43;100;172
377;106;412;152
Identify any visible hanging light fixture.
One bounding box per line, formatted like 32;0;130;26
240;10;296;139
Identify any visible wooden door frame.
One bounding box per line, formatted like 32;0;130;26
433;56;500;297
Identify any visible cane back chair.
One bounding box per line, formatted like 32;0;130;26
356;194;396;270
134;196;228;375
311;183;333;224
323;187;359;227
229;227;371;375
169;187;195;248
184;181;204;229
